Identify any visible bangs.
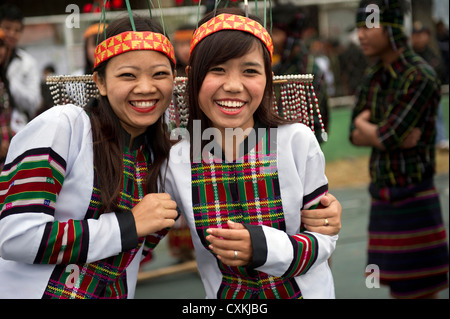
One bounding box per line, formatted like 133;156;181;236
188;29;271;100
191;30;262;76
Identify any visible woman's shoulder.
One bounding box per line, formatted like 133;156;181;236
33;104;89;127
277;122;316;139
6;105;91;165
15;105;91;146
41;104;86;116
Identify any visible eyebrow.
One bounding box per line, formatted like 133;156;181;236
241;61;263;68
116;64;171;71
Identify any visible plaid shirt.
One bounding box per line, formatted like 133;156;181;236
350;48;441;188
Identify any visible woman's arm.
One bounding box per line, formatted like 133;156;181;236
301;193;342;236
0;107;138;265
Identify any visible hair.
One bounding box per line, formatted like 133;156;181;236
186;8;289;156
0;4;24;25
86;15;174;212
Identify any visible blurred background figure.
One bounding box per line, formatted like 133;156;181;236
0;3;41;130
0;27;14;169
35;63;55;116
435;20;449;85
271;3;329;144
73;23;108;75
309;37;335;97
173;24;194;77
411;21;449;151
351;0;449;299
339;27;369;96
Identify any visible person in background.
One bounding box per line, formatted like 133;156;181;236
35;63;56;116
73;23;108;75
0;28;14;169
173;24;195;78
435;20;449;85
350;0;449;299
271;4;329;144
0;4;41;128
309;38;335;97
411;21;449;151
339;27;368;96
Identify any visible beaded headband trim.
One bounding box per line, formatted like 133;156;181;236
190;13;273;60
94;31;176;68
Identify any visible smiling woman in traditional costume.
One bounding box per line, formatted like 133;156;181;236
0;14;178;299
164;7;338;299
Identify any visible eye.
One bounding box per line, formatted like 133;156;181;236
119;73;135;78
154;71;171;77
209;66;225;73
244;68;261;74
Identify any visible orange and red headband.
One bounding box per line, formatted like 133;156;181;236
94;31;176;68
190;14;273;61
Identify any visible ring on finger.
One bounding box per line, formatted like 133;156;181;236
234;250;238;260
324;218;329;226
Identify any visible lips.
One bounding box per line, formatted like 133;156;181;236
129;100;157;113
215;99;246;115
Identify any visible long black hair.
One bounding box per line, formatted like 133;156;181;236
86;15;174;212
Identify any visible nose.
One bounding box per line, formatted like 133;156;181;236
134;76;157;95
222;72;244;93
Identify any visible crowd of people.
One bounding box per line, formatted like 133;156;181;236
0;0;448;300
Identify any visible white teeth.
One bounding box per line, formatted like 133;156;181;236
216;100;245;108
131;101;156;108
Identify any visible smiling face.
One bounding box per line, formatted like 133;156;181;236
198;42;266;135
94;50;175;138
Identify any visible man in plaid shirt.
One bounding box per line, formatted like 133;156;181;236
350;0;449;298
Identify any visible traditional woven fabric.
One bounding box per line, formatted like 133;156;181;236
190;127;318;299
350;48;440;188
94;31;176;68
190;13;273;60
367;179;449;298
0;105;168;298
39;141;150;299
165;123;335;299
